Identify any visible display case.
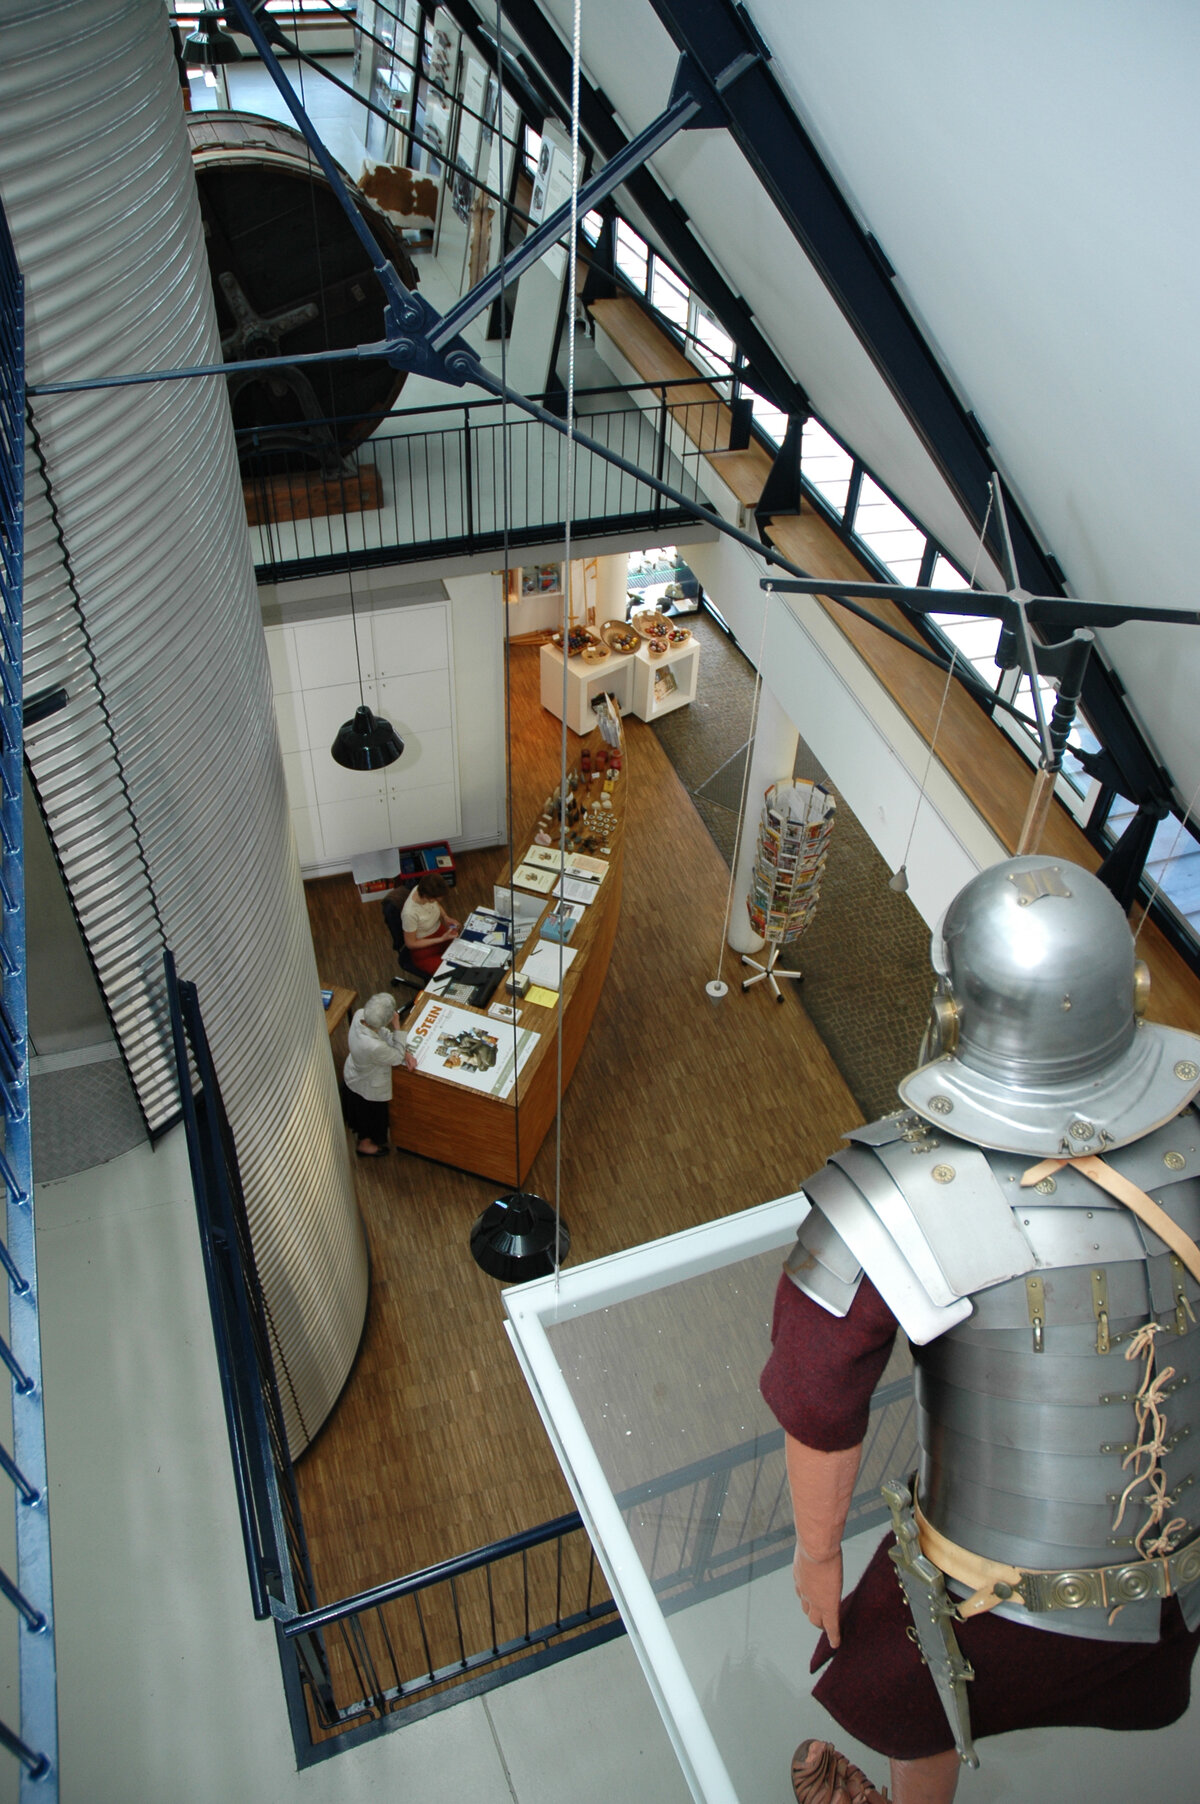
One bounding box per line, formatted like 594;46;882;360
630;636;700;720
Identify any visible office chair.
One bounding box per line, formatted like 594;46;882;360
382;898;428;1001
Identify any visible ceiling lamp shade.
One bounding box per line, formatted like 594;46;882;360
182;10;243;67
470;1192;570;1282
330;705;404;771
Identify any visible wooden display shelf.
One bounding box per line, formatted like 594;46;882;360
389;724;625;1183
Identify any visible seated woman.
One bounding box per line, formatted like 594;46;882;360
396;872;460;977
340;991;415;1157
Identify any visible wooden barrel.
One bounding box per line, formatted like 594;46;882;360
187;110;419;473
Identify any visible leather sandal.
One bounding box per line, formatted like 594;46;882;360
792;1739;889;1804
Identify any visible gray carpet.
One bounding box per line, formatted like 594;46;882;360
651;611;934;1123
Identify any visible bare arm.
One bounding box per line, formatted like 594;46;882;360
403;919;457;949
785;1434;862;1648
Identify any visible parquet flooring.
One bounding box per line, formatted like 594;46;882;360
297;644;861;1609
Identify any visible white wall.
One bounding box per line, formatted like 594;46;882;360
684;531;1005;932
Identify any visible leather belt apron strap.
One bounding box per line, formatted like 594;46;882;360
913;1499;1027;1619
913;1496;1200;1620
1020;1153;1200;1286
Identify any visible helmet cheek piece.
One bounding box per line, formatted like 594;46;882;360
919;980;961;1065
1134;959;1151;1019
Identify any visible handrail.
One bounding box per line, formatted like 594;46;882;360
276;1371;915;1758
285;1377;915;1637
0;199;58;1798
281;1509;587;1636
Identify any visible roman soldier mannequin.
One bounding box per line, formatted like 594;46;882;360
761;856;1200;1803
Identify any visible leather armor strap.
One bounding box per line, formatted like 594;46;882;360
914;1497;1200;1620
1021;1154;1200;1287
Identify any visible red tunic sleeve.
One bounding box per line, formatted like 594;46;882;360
760;1269;899;1451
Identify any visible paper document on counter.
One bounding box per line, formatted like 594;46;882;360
406;997;538;1098
446;939;508;969
552;874;601;906
521;941;578;991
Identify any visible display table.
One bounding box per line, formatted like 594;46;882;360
389;715;625;1184
539;634;699;733
630;637;700;720
539;641;637;735
322;985;356;1035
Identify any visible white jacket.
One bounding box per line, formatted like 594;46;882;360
343;1009;408;1101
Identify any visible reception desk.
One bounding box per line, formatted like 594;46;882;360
389;721;624;1184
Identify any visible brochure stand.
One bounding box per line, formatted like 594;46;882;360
741;779;836;1001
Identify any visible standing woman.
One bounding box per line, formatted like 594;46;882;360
340;991;415;1157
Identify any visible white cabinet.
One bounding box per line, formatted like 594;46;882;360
265;598;461;873
539;643;638;735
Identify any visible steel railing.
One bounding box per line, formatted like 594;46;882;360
0;201;58;1797
240;379;726;582
277;1376;914;1763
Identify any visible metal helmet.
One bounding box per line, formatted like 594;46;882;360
899;855;1200;1155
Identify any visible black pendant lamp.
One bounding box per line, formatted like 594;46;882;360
182;7;243;67
331;705;404;771
470;1191;570;1282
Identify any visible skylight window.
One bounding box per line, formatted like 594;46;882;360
853;474;926;585
800;419;853;516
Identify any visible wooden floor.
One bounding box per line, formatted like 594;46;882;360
297;644;861;1605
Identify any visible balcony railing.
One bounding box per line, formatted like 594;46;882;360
278;1374;914;1763
242;380;722;583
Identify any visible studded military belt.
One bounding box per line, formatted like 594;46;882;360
913;1497;1200;1619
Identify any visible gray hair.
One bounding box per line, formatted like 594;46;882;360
361;991;397;1030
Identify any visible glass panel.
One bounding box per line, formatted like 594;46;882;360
800;418;853;516
929;612;1004;690
582;208;603;244
504;1199;915;1804
852;474;926;586
1106;810;1200;936
523;126;542;176
650;259;690;329
930;552;970;591
747;390;787;449
616;220;649;292
691;305;735;377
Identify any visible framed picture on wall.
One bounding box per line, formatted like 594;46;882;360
519;563;562;598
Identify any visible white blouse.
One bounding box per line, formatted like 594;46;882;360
343;1009;408;1100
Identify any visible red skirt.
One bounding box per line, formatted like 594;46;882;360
812;1533;1200;1760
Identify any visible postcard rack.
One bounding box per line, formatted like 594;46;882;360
742;779;836;1000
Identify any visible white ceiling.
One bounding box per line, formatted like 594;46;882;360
525;0;1200;806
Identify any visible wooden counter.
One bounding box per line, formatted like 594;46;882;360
389;723;624;1183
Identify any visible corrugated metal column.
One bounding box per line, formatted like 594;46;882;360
0;0;366;1452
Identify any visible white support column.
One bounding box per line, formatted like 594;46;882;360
727;683;799;953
